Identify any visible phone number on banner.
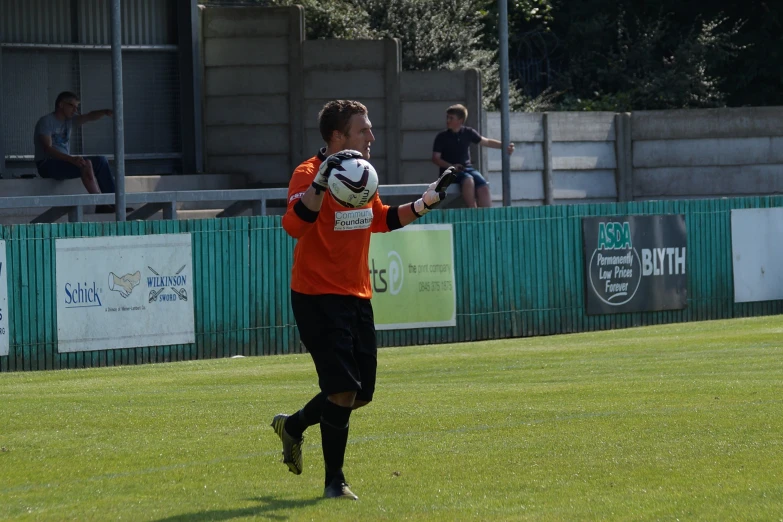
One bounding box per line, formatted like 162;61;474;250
418;280;454;292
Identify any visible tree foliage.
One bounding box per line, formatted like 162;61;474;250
556;11;741;110
506;0;782;110
266;0;530;110
213;0;783;111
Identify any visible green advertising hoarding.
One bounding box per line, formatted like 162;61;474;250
369;224;456;330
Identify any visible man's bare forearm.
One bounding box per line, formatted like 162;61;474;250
79;109;112;123
43;145;76;164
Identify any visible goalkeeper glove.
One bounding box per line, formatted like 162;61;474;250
412;167;457;216
312;149;364;194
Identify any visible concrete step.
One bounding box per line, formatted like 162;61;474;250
0;173;254;215
0;209;212;225
0;206;288;225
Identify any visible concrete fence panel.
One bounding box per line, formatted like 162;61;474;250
632;107;783;200
485;112;619;205
205;95;288;126
205;66;289;96
632;107;783;140
206;125;288;156
635;165;783;199
204;36;288;66
201;6;301;177
400;70;468;100
197;6;783;204
547;112;616;142
303;39;387;69
202;6;290;38
301;39;393;179
634;137;783;168
399;69;482;185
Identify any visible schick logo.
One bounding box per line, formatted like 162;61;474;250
64;282;102;308
598;222;632;250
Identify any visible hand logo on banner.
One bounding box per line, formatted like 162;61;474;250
108;271;141;298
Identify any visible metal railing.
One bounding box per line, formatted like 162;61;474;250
0;184;457;224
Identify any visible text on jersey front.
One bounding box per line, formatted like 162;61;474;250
334;208;373;231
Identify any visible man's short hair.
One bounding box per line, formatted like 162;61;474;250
55;91;79;111
318;100;368;143
446;104;468;122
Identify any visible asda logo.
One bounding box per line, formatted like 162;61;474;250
588;221;642;305
598;222;632;250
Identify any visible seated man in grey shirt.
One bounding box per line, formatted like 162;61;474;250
34;91;117;213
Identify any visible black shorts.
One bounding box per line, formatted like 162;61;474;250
290;290;378;402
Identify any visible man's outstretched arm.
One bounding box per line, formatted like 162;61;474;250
75;109;113;125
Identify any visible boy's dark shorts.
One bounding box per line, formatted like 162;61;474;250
291;290;377;402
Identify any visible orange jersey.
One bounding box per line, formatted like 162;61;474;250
282;150;396;299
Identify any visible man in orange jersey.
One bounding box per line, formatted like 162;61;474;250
271;100;455;500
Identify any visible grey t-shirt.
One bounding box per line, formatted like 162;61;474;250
34;113;73;163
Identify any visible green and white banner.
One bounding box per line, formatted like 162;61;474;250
369;224;456;330
0;241;7;357
55;234;195;353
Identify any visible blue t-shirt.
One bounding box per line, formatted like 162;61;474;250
432;126;482;173
34;113;73;163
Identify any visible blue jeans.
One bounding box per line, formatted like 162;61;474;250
455;166;489;189
36;156;116;194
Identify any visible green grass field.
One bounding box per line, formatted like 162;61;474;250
2;316;783;521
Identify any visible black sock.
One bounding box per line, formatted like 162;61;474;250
284;392;326;439
320;399;352;487
285;392;326;439
301;392;326;426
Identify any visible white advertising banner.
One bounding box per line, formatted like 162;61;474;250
731;208;783;303
0;241;8;357
55;234;195;352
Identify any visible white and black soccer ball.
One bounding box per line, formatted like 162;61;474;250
327;157;379;208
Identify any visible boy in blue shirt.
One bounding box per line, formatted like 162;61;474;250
431;104;515;208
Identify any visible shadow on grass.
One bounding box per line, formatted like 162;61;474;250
151;496;323;521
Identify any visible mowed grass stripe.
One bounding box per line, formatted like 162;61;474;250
1;315;782;521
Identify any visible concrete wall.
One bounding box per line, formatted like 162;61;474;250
202;6;783;204
485;106;783;205
200;6;480;186
201;6;303;185
301;39;397;182
631;107;783;199
400;70;483;184
483;112;618;205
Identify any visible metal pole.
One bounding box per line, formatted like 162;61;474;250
111;0;126;221
498;0;511;207
0;47;4;178
542;113;554;205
